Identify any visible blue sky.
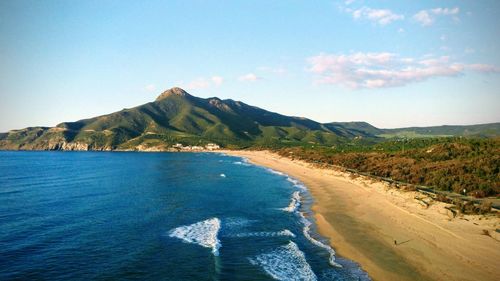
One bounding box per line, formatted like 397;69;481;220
1;0;499;131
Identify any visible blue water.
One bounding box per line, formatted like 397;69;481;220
0;152;369;281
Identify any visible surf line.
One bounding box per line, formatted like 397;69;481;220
278;172;343;268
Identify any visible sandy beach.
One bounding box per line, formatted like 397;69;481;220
223;150;500;281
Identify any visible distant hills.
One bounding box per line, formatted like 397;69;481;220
1;87;498;151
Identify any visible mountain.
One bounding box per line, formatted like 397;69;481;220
1;87;498;151
324;122;384;138
0;88;345;150
378;123;500;138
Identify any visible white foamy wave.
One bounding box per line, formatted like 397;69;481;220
249;241;317;281
266;168;307;190
220;174;226;178
266;168;285;176
299;212;341;267
228;229;296;238
286;177;307;190
233;161;251;166
233;157;252;166
169;218;221;256
223;217;257;228
281;191;301;212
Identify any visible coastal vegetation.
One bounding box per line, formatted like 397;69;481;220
273;137;500;198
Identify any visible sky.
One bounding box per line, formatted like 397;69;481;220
1;0;499;131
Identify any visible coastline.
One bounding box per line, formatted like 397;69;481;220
222;150;500;281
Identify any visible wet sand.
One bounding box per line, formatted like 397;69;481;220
223;150;500;281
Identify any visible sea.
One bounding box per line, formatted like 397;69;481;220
0;151;369;281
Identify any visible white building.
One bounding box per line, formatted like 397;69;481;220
205;143;220;150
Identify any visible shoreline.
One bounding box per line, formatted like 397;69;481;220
222;150;500;281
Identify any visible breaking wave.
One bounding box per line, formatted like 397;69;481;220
227;229;296;238
281;191;301;212
233;158;251;166
299;212;341;268
249;241;317;281
275;169;341;268
266;168;286;176
169;218;222;256
286;177;307;190
223;217;257;229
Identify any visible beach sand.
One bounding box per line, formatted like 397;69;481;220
223;150;500;281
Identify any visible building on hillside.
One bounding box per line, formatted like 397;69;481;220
172;143;184;150
205;143;220;150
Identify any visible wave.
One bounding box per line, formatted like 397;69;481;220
249;241;317;281
233;158;251;166
299;212;341;268
220;174;226;178
265;167;307;190
265;168;286;176
223;217;257;229
286;177;307;190
265;165;341;268
169;218;222;256
281;191;301;212
226;229;296;238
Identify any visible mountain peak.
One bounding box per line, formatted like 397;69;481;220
156;87;190;101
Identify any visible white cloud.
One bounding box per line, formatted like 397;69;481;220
351;7;404;25
413;7;460;26
144;84;156;92
211;76;224;86
238;73;262;82
257;66;287;75
307;52;498;89
467;64;500;73
185;78;211;90
413;10;433;26
183;75;225;90
431;7;459;16
344;0;355;5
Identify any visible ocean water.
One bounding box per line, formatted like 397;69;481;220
0;152;369;281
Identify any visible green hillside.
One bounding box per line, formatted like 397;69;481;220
379;123;500;138
0;88;347;150
1;87;499;151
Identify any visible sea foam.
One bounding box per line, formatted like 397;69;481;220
266;168;286;176
286;177;307;190
228;229;296;238
274;169;341;267
250;241;317;281
281;191;301;212
169;218;222;256
233;158;251;166
299;212;341;268
265;162;342;269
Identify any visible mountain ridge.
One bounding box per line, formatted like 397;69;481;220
1;88;499;151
